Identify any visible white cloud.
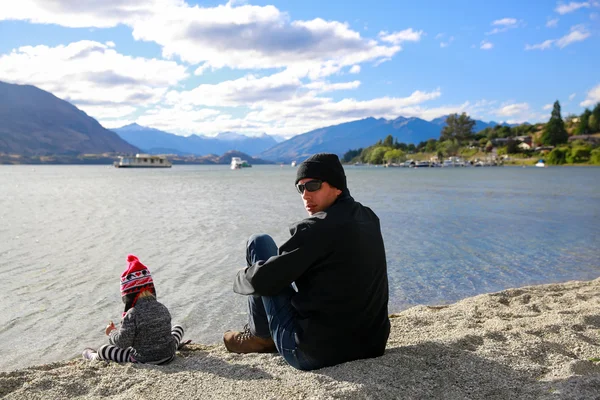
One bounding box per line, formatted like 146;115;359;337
495;103;530;117
543;104;553;110
378;28;424;45
491;102;545;123
440;36;455;48
0;1;403;79
569;93;576;101
0;40;189;121
303;80;361;94
480;40;494;50
556;25;590;48
492;18;518;26
486;17;522;35
349;65;361;74
525;39;555;50
555;2;592;15
525;25;590;50
0;0;175;28
435;33;445;40
580;83;600;107
546;18;559;27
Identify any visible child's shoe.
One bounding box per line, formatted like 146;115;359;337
82;348;99;361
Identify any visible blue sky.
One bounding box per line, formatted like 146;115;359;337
0;0;598;138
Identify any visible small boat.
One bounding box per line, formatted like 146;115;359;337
413;161;431;168
291;160;297;167
535;159;546;168
114;154;172;168
231;157;252;170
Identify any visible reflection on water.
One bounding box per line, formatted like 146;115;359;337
0;165;599;370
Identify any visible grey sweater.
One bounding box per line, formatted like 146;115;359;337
108;296;176;363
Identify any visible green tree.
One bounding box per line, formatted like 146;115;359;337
485;140;493;153
342;148;362;162
440;139;460;156
567;146;592;163
425;139;437;153
368;147;388;164
384;149;405;163
407;143;416;153
506;138;519;154
591;103;600;132
547;147;569;165
382;135;394;148
575;109;591;135
590;148;600;164
541;101;568;146
441;113;476;143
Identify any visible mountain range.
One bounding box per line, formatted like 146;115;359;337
0;81;138;156
0;80;520;163
112;123;278;156
257;116;515;162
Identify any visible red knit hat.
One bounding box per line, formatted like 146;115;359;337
120;255;156;315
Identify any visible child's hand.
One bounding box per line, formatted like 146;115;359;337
105;321;116;335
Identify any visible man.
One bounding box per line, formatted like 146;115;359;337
224;153;390;370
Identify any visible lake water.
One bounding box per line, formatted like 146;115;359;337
1;165;599;371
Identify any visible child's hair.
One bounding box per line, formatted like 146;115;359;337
137;289;156;299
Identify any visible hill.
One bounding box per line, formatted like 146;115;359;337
112;123;278;156
258;116;513;162
0;81;139;155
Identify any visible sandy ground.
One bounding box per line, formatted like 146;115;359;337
2;278;600;399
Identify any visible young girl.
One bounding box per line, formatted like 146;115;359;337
83;255;188;364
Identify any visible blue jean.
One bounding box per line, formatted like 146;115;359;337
246;234;322;370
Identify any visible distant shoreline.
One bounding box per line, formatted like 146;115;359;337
0;154;276;166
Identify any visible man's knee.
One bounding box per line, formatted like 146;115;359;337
246;234;278;262
247;233;276;248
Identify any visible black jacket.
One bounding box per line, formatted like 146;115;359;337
234;191;390;367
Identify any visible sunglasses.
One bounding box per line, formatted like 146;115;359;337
296;179;323;194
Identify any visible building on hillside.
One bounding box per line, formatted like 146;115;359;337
568;135;600;144
518;142;532;150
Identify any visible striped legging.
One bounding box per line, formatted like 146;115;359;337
95;325;184;364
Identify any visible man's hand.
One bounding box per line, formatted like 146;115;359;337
105;321;116;335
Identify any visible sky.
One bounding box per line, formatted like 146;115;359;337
0;0;598;139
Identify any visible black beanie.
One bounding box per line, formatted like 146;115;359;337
295;153;347;191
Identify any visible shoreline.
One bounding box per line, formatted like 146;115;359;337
2;277;600;399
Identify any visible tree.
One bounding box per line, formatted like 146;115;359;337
575;109;591;135
541;100;568;146
440;113;476;143
547;147;568;165
506;138;519;154
590;103;600;132
485;140;493;153
567;146;591;163
342;148;362;162
384;149;405;163
425;139;437;153
382;135;394;148
368;147;388;164
440;139;460;156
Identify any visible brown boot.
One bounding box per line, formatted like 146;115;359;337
223;325;277;354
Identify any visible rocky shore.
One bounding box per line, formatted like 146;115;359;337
2;278;600;399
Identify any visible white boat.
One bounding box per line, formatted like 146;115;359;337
442;156;467;167
535;159;546;168
231;157;252;170
114;154;172;168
